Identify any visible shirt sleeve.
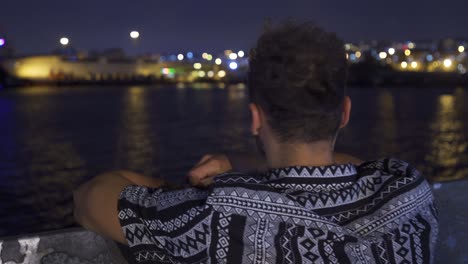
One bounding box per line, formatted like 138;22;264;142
117;185;212;263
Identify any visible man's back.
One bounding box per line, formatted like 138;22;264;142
118;158;438;263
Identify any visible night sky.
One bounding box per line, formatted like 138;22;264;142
1;0;467;55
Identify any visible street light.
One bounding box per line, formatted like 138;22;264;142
60;37;69;46
130;31;140;39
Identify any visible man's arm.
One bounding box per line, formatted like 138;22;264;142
73;171;165;244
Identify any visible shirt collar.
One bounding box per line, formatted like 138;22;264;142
264;163;357;180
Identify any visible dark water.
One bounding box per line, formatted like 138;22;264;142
0;84;467;237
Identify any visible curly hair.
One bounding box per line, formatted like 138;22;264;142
248;21;347;143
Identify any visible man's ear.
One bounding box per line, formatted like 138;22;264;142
249;103;262;135
339;96;351;129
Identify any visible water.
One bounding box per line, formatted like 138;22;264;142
0;84;467;237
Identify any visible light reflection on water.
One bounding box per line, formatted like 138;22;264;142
115;86;157;176
424;88;468;182
0;84;467;236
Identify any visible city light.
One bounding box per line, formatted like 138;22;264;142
379;52;388;59
217;70;227;78
237;50;245;57
229;53;238;60
177;54;184;61
404;49;411;56
408;42;415;49
202;53;208;59
207;71;214;77
198;71;206;78
0;38;5;47
355;51;362;58
426;54;434;62
60;37;69;46
401;61;408;69
229;62;238;70
388;48;395;55
130;31;140;39
411;61;418;69
193;63;202;70
206;54;213;61
443;59;453;68
215;58;222;65
459;46;465;53
187;52;194;59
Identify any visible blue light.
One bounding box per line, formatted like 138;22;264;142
350;54;357;61
169;55;177;61
426;54;433;62
187;52;193;59
0;38;5;47
229;62;238;70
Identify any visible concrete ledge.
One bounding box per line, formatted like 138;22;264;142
0;228;127;264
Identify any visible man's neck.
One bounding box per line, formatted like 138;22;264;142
266;140;335;168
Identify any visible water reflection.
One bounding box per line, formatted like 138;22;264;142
115;86;157;176
17;91;85;233
424;88;468;182
372;89;398;157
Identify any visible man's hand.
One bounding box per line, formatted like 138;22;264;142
188;154;232;187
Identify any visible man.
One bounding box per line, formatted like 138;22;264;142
74;22;438;263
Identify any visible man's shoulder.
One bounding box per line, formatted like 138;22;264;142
357;158;422;179
356;158;434;205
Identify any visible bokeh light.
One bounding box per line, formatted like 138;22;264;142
229;62;238;70
60;37;69;46
443;59;453;68
217;70;226;78
130;31;140;39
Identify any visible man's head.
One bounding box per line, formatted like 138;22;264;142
248;21;351;154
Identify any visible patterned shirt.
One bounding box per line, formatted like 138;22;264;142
118;158;438;264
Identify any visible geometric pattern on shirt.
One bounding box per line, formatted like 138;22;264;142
118;158;438;264
264;163;357;180
158;218;211;257
324;168;427;224
206;188;337;225
120;185;209;209
244;218;274;264
350;182;433;236
144;206;207;233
